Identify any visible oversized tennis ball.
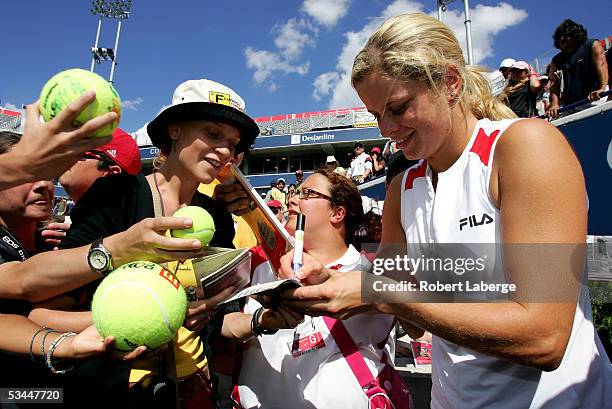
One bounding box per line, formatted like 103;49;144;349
170;206;216;247
39;68;122;138
92;261;187;351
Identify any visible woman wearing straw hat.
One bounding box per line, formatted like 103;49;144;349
60;79;299;408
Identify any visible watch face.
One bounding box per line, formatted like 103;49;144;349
90;249;108;270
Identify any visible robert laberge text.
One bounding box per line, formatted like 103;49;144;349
373;280;517;294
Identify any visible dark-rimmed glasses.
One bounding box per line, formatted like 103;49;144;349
298;187;332;201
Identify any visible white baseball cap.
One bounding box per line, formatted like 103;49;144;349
499;58;516;69
326;155;337;163
147;79;259;154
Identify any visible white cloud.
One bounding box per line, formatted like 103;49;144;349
245;47;310;91
441;3;527;64
274;19;315;60
313;72;340;101
244;0;352;91
314;0;423;108
245;19;314;91
302;0;351;28
316;0;527;109
121;97;143;111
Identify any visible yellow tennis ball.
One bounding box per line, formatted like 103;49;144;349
170;206;216;247
92;261;187;351
39;68;122;138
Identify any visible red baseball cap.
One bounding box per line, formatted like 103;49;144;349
90;128;141;175
267;200;282;209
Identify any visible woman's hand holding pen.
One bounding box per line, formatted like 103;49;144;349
279;250;331;285
278;251;370;319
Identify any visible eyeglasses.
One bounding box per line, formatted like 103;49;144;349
298;187;332;201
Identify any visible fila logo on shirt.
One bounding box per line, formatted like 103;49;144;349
459;213;494;231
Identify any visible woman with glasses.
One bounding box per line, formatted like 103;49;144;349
234;167;400;409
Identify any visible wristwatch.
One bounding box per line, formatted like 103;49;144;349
251;307;278;337
87;238;114;276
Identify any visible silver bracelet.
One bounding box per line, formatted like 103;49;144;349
29;327;49;362
40;329;60;359
45;332;77;374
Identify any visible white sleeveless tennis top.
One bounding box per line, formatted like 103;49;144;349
400;118;610;408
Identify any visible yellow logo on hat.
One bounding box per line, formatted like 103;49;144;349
209;91;231;107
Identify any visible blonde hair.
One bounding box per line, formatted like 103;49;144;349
351;13;516;121
499;73;530;103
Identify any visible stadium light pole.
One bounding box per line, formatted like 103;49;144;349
90;0;131;83
436;0;474;65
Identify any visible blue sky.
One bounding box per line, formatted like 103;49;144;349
1;1;610;134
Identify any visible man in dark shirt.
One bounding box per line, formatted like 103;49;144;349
547;19;609;118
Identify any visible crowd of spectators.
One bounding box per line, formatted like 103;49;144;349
500;19;610;119
1;14;609;409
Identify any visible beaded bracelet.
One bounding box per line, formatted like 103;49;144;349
29;327;49;362
45;332;77;374
40;329;61;360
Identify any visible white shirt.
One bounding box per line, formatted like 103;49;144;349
399;117;611;408
238;245;396;408
347;152;373;180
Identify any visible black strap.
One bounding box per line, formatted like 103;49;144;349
0;226;28;262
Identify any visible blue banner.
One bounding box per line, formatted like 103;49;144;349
253;127;382;149
139;146;161;161
560;107;612;235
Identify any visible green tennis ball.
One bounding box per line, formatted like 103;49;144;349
170;206;216;247
39;68;122;138
92;261;187;351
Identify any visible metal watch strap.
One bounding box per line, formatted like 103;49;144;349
89;238;113;276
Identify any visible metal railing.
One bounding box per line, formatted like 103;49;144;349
538;90;612;119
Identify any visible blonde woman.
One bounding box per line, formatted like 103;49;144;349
280;13;609;409
500;60;541;117
60;79;296;408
